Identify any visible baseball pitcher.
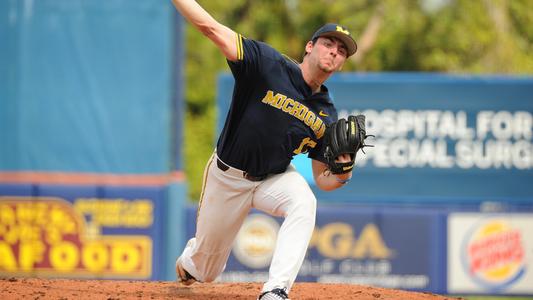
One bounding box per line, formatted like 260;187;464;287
171;1;371;299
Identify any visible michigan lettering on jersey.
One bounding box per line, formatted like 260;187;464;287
261;90;326;139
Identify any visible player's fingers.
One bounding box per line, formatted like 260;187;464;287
335;153;351;163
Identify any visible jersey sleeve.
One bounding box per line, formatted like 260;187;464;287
227;34;281;80
226;34;262;79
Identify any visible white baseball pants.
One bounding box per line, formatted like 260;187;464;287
178;152;317;293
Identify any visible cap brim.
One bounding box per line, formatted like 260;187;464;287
319;32;357;57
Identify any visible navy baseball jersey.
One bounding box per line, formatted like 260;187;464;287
216;34;338;176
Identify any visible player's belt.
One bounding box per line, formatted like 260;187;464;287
216;158;267;182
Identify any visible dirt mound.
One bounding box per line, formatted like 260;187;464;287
0;277;461;300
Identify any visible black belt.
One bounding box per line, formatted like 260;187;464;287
216;158;267;182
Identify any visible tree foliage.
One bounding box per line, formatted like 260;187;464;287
183;0;532;201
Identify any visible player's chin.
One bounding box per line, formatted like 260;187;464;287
319;64;336;74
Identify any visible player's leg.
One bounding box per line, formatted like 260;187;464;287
177;154;257;282
252;165;317;295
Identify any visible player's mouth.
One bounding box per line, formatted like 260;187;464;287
322;58;335;67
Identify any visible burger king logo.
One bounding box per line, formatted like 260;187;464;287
461;218;526;290
232;214;279;269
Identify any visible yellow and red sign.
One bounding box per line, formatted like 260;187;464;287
448;213;533;294
463;219;526;287
0;197;152;278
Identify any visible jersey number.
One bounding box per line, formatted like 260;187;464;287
293;137;317;155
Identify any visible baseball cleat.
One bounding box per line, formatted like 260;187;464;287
175;256;197;286
257;288;290;300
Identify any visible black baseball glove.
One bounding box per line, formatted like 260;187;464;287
324;115;373;174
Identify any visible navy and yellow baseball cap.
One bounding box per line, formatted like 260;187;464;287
311;23;358;56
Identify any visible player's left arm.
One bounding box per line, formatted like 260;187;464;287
312;155;353;191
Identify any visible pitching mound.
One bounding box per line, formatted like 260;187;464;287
0;277;461;300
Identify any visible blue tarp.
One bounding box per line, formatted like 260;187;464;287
1;0;175;173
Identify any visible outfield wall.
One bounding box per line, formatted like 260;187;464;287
0;1;186;281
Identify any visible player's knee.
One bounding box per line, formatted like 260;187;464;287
300;193;317;215
288;196;316;223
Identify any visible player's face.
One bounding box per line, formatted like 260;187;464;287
309;36;348;73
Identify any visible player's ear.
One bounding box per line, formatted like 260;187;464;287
305;41;313;56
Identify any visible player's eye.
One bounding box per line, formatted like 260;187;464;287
338;47;347;57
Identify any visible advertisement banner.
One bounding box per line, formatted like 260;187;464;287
448;213;533;294
185;205;446;292
0;190;162;279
